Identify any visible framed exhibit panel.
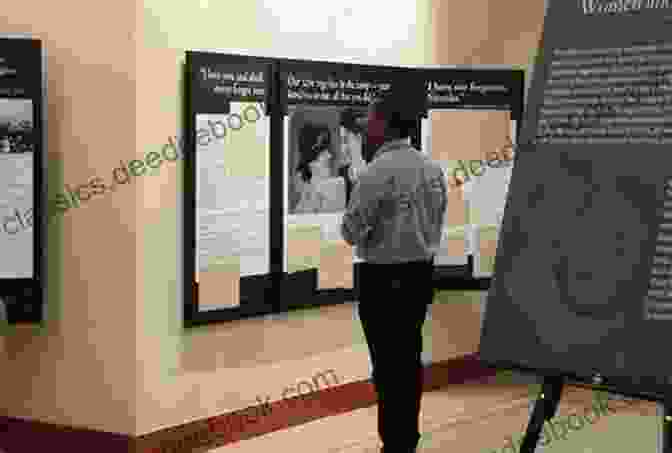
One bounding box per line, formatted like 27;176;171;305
480;0;672;400
0;36;45;325
422;69;524;282
278;60;421;309
183;51;526;325
184;51;275;325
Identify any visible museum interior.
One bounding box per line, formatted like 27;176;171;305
0;0;667;452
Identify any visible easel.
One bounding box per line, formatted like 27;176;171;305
518;375;672;453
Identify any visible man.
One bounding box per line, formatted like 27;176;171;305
340;88;447;453
337;108;368;204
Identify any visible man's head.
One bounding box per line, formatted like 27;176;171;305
365;86;425;160
339;108;366;164
296;123;332;182
339;108;366;137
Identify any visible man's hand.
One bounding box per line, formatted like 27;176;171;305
349;159;366;182
341;209;374;246
348;165;359;182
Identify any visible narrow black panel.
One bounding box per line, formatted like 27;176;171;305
269;63;285;311
183;55;196;328
0;37;45;324
185;52;275;326
277;269;317;311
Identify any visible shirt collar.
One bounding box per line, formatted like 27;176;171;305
372;138;411;161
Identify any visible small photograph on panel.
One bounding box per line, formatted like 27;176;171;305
0;98;34;154
0;98;34;279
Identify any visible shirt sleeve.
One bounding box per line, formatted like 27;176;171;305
340;173;381;247
439;168;448;226
423;168;448;233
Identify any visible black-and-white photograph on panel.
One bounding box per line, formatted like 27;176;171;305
287;106;367;216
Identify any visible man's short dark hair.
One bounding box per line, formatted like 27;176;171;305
296;123;331;182
339;108;366;135
371;86;426;139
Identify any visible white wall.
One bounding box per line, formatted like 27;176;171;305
257;0;420;64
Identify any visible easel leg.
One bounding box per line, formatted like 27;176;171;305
663;402;671;453
519;377;564;453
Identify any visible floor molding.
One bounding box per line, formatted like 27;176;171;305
0;353;496;453
0;417;134;453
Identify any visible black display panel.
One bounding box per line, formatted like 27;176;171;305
184;52;275;325
184;51;526;326
278;61;425;309
421;69;524;283
0;37;45;325
427;69;524;114
479;0;672;399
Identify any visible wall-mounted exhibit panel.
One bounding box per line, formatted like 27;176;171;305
480;0;672;400
184;51;525;325
421;69;524;280
279;61;422;310
185;52;275;325
0;37;45;325
284;104;361;290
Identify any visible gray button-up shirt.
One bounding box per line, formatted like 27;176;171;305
340;138;447;263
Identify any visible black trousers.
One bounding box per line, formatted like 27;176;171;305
357;258;434;452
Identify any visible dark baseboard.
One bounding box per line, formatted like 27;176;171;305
0;417;134;453
0;353;496;453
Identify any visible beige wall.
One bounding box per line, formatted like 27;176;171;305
431;0;546;268
134;0;546;434
433;0;546;67
135;0;437;435
1;0;546;437
0;1;138;434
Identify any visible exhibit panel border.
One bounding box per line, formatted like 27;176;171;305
184;52;276;327
420;67;525;281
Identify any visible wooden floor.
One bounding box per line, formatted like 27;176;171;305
210;376;661;453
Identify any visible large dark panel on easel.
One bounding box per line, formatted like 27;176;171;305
479;0;672;399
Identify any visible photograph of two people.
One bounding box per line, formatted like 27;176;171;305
288;106;370;214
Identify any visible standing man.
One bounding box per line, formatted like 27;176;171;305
337;108;368;204
340;88;447;453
